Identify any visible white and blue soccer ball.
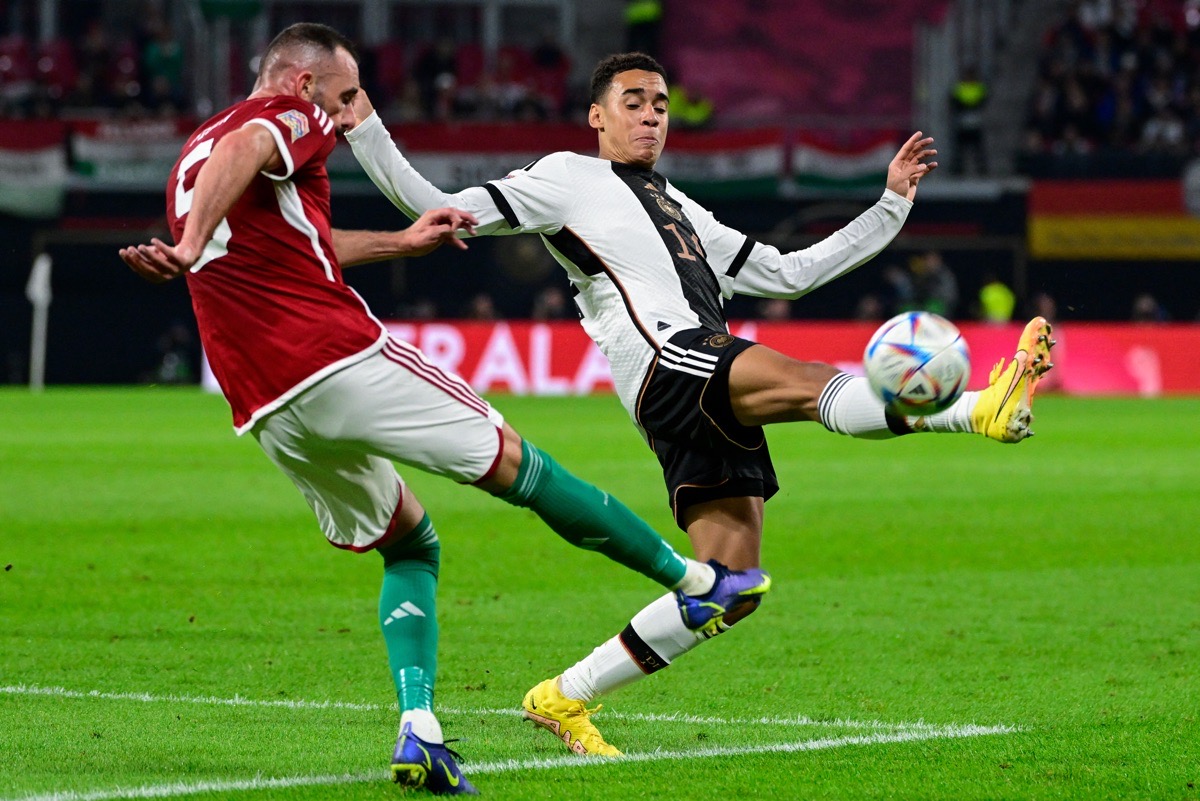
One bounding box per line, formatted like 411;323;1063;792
863;311;971;416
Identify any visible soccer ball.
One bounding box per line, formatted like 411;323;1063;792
863;311;971;416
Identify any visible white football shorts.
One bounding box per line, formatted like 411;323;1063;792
252;338;505;551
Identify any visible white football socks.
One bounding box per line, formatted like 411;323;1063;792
817;373;899;439
673;559;717;595
819;373;981;436
558;593;705;702
400;708;443;743
908;391;979;433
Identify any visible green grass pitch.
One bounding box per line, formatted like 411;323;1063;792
1;388;1197;801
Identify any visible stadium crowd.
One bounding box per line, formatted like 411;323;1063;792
0;7;575;123
1022;0;1200;159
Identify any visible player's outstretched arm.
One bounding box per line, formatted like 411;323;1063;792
886;131;937;201
333;208;480;267
346;92;515;236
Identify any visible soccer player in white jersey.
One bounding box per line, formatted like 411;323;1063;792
119;29;770;794
346;51;1055;756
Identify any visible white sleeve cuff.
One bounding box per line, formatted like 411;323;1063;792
344;111;383;144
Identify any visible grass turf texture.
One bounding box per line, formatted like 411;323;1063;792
1;388;1197;801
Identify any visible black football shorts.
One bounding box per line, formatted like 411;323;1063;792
636;327;779;529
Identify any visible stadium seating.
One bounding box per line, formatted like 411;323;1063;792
1021;0;1200;169
35;37;79;100
0;34;34;101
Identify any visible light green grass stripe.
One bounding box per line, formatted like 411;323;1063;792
3;724;1016;801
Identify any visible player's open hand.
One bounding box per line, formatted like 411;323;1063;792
401;207;479;256
886;132;937;202
118;238;199;283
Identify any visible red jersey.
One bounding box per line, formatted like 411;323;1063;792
167;95;386;433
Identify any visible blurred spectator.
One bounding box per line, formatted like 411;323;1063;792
624;0;663;57
1054;123;1095;156
142;21;185;112
668;82;713;129
482;46;539;120
531;28;568;73
107;37;143;111
413;38;458;120
142;322;196;384
71;18;115;108
1131;292;1169;322
1030;291;1059;322
756;298;791;321
531;286;572;320
530;28;570;117
905;250;959;318
1140;105;1186;153
880;263;915;315
465;293;497;320
949;63;988;175
854;293;886;322
396;298;438;320
380;77;424;123
977;273;1016;323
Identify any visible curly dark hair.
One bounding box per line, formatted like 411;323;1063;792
588;52;668;105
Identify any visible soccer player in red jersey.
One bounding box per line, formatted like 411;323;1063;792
119;24;768;794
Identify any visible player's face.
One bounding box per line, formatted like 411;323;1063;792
590;69;669;169
308;47;361;134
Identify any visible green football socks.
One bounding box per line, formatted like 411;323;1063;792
497;439;688;588
378;515;440;715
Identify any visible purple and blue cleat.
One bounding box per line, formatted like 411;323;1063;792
391;722;478;795
675;559;772;636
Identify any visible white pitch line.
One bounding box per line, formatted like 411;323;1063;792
1;684;953;732
2;724;1017;801
0;684;381;713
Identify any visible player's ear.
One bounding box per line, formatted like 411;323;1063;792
297;70;315;101
588;103;604;131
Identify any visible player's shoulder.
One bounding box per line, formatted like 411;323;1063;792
256;94;314;117
509;150;606;176
247;95;335;141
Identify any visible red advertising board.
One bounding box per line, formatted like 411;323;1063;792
378;321;1200;398
203;321;1200;397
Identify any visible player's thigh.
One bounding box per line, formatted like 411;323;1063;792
254;408;406;551
727;345;839;426
300;344;505;484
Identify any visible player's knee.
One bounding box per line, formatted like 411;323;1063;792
478;424;526;497
377;530;440;570
494;439;556;508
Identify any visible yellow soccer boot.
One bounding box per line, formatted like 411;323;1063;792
521;676;622;757
972;316;1055;442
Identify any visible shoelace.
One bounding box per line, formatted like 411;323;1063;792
441;738;466;762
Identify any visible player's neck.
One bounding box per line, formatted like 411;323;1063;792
247;86;287;101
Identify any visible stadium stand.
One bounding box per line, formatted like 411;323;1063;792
1019;0;1200;175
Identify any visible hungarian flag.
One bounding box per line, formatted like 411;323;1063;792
0;120;68;218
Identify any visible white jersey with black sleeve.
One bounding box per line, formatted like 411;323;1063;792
346;112;914;425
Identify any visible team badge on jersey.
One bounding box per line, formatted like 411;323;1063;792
655;194;683;221
705;333;735;348
275;109;310;142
